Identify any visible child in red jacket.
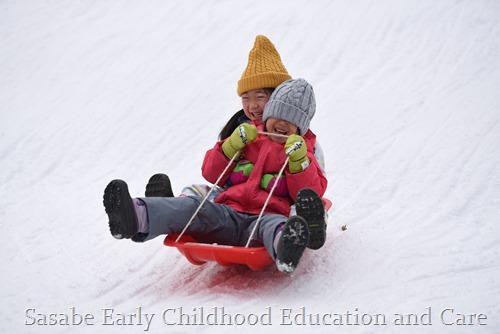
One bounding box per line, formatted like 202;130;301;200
103;78;327;273
144;34;326;200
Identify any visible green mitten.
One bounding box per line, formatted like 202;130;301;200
285;134;309;173
222;123;258;159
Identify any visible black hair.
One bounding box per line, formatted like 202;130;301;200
218;109;246;140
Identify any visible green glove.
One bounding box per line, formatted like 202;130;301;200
285;134;309;173
222;123;258;159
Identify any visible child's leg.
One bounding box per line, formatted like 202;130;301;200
104;179;238;244
250;214;310;273
275;216;310;273
103;179;164;241
179;184;223;201
244;214;287;259
139;196;244;244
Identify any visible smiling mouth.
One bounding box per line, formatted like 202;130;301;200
251;111;263;119
274;127;287;135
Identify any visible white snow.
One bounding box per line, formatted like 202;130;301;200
1;0;499;333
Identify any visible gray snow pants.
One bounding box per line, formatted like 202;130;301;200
139;196;287;259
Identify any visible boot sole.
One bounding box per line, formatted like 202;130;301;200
103;180;137;239
296;188;326;250
276;216;309;273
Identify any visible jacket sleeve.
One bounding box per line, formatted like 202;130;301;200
201;141;237;187
285;150;328;201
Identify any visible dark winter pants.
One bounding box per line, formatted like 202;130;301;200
139;196;287;259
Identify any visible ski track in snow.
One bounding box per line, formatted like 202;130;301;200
1;1;500;333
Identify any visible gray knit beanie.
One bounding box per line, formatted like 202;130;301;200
263;78;316;135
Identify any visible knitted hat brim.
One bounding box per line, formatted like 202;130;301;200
263;100;310;135
237;72;292;96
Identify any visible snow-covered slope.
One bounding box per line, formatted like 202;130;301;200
1;1;499;333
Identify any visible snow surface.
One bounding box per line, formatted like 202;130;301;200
1;0;500;333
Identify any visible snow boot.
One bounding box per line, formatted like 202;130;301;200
296;188;326;250
103;179;138;239
145;173;174;197
275;216;310;273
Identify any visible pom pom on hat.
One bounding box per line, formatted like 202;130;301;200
237;35;292;96
263;78;316;135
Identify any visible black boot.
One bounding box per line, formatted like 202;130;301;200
145;173;174;197
103;179;138;239
296;188;326;250
275;216;310;273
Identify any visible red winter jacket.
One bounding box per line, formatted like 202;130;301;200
201;130;327;217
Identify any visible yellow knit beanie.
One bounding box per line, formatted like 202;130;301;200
237;35;292;96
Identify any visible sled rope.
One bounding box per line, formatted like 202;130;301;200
258;131;290;139
245;156;290;248
175;151;240;243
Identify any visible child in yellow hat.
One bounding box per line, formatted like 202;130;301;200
235;35;291;120
145;35;326;212
146;35;293;198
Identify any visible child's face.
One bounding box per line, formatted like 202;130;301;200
265;117;299;144
241;89;272;123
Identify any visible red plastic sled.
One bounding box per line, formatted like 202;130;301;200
164;198;332;270
164;234;273;270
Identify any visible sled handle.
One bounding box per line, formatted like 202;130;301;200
175;150;240;243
